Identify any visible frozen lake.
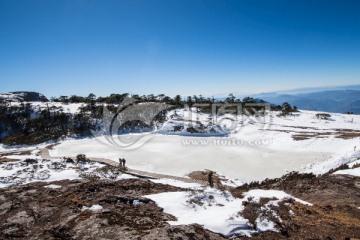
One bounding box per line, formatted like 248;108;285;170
50;111;360;182
50;134;332;181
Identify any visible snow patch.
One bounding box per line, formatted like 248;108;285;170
133;200;142;205
333;168;360;177
150;178;203;189
45;184;62;189
82;204;103;212
0;158;105;188
117;173;138;180
307;150;360;175
243;189;313;206
145;188;311;237
348;159;360;168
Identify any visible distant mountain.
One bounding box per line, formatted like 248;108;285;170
253;90;360;113
0;91;48;102
269;84;360;95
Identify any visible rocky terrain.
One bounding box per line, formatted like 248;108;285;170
232;172;360;239
0;179;222;240
0;92;48;103
0;170;359;239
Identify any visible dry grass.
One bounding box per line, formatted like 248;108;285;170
291;203;360;228
45;143;60;150
269;128;360;141
0;157;19;163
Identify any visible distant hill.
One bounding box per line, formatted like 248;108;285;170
0;91;48;102
253;90;360;113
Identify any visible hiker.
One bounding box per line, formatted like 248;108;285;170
208;171;214;188
119;158;123;167
123;159;126;168
355;146;357;151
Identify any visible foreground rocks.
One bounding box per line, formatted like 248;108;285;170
0;174;359;239
0;179;222;240
232;172;360;239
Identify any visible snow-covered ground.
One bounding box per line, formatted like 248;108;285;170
150;178;203;189
49;110;360;182
1;108;359;182
145;188;312;237
334;168;360;177
0;158;89;188
0;92;30;102
0;150;137;188
7;101;85;114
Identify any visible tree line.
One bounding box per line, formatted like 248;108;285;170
0;93;297;146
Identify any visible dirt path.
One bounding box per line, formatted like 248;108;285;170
0;148;38;163
40;147;208;185
0;148;36;156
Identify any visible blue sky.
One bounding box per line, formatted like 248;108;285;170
0;0;359;98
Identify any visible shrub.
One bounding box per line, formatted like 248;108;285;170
76;154;88;163
328;164;349;173
351;163;360;169
79;172;100;181
95;165;122;180
316;113;331;120
208;171;214;188
24;158;38;165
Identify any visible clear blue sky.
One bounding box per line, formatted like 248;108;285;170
0;0;359;98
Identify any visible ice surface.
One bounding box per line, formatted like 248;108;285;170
50;110;360;181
